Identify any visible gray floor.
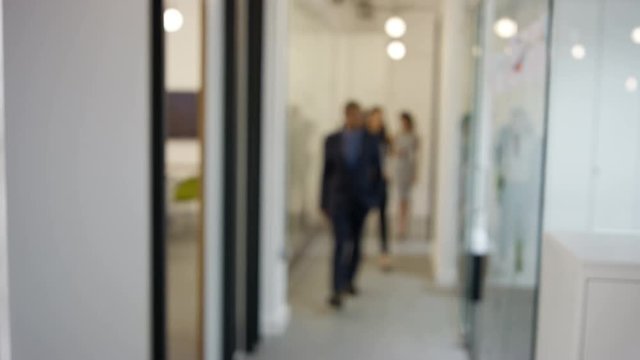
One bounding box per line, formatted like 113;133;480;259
470;286;535;360
165;196;470;360
250;236;469;360
167;202;199;360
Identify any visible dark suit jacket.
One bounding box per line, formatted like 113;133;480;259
321;129;382;214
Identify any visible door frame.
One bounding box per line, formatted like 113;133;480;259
222;0;238;357
222;0;265;357
246;0;264;352
150;0;166;358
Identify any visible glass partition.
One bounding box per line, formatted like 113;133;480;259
466;0;640;358
465;0;551;358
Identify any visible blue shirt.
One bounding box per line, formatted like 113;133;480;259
342;129;363;168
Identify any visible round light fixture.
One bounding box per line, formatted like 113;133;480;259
571;44;586;60
387;40;407;61
625;76;638;92
493;17;518;39
164;8;184;33
385;17;407;38
631;27;640;44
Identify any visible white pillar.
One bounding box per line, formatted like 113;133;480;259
434;0;473;285
260;0;291;336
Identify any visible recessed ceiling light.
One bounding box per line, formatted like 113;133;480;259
385;17;407;38
164;8;184;33
387;41;407;61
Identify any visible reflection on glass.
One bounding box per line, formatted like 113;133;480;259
625;76;638;92
494;17;518;39
631;26;640;44
571;44;586;60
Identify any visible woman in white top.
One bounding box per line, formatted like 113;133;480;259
395;112;418;238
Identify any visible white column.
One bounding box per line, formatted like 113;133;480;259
434;0;473;285
260;0;291;335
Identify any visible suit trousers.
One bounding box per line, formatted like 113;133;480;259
330;203;368;294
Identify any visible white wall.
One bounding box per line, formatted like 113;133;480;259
4;1;150;359
288;5;437;226
544;0;640;233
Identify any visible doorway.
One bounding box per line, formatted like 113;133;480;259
247;1;477;359
161;0;205;359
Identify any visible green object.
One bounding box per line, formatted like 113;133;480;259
174;177;200;202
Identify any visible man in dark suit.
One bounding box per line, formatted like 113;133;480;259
321;101;382;308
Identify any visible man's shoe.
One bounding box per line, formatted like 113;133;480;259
346;284;359;296
328;294;343;309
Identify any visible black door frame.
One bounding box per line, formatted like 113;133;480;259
246;0;264;353
222;0;264;358
223;0;238;358
151;0;166;359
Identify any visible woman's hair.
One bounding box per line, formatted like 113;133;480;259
401;112;414;132
368;107;391;145
370;106;382;116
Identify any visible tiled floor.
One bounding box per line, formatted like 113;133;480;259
249;237;469;360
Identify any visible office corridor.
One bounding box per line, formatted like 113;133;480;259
249;235;468;360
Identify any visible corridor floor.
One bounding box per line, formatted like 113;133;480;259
249;236;469;360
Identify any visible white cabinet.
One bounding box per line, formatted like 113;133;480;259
536;233;640;360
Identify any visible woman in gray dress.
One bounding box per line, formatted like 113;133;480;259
395;112;418;238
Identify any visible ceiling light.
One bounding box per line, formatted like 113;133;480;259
632;27;640;44
625;76;638;92
387;41;407;61
493;17;518;39
164;8;184;33
385;17;407;38
571;44;586;60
